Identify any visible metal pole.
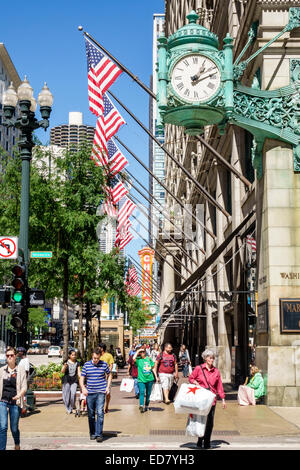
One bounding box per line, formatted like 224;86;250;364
129;191;197;268
125;168;205;256
82;32;156;100
130;226;186;281
109;90;230;218
131;212;193;276
195;135;252;189
115;135;215;241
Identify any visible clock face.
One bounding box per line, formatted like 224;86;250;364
171;54;221;103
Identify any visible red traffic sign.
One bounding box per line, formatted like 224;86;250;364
0;237;18;259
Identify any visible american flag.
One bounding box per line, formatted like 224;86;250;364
85;38;122;117
108;139;128;176
125;266;141;296
108;181;128;204
246;235;256;252
93;94;125;158
116;227;134;250
116;197;136;230
102;198;117;217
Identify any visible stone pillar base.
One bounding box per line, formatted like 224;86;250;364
256;345;300;406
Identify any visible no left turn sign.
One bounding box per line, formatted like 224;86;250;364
0;237;18;260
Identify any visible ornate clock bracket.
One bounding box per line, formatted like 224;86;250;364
157;7;300;179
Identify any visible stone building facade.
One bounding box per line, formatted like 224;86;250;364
157;0;300;405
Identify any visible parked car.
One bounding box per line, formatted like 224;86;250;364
48;346;62;358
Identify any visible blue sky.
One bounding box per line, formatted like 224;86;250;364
1;0;164;267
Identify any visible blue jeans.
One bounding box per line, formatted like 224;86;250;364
133;378;139;395
0;401;21;450
138;381;154;407
86;392;106;437
182;364;189;377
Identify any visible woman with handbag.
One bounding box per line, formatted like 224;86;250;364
189;349;226;449
0;346;27;450
179;344;191;378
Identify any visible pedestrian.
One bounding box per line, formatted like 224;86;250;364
109;344;115;358
0;346;27;450
189;349;226;449
16;347;30;378
128;343;136;358
61;349;81;414
150;343;160;363
79;347;112;443
127;349;139;399
133;347;158;413
179;344;191;378
99;343;114;414
238;365;265;406
154;343;178;404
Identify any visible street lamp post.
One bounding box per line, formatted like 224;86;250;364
2;77;53;347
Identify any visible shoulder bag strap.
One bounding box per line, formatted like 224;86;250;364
200;364;211;391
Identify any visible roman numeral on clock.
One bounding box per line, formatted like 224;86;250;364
184;89;190;97
207;83;215;90
183;59;189;67
177;83;184;90
194;91;199;99
175;76;182;81
192;57;198;64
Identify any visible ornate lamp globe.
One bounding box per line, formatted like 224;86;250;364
17;76;34;102
3;82;18;108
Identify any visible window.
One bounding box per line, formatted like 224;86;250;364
244;131;255;184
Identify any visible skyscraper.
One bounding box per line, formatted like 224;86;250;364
50;112;94;149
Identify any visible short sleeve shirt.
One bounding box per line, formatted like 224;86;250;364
100;352;114;370
157;353;177;374
81;360;110;393
135;357;155;383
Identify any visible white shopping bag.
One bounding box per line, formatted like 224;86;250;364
174;383;215;416
186;414;207;437
188;365;193;375
150;383;163;402
120;377;134;393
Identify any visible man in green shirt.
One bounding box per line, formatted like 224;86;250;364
133;348;158;413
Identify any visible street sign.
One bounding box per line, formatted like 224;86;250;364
29;289;45;307
0;237;18;260
30;251;52;259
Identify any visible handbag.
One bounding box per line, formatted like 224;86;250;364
186;413;207;437
150;382;163;402
120;377;134;392
188;365;193;375
169;379;179;402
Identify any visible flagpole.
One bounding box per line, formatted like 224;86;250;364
127;255;161;290
128;191;199;267
130;226;186;281
114;135;215;241
124;168;206;256
81;30;156;100
130;213;192;276
108;90;230;218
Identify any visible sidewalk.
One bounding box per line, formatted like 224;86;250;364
20;370;300;439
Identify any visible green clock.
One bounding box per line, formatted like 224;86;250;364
170;54;221;104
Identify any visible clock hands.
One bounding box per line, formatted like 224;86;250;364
191;63;206;82
191;65;217;85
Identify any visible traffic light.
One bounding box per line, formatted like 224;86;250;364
0;287;11;308
11;264;27;329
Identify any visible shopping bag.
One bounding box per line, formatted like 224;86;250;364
174;383;215;416
150;383;163;402
186;414;207;437
188;365;193;375
120;377;134;392
169;380;178;402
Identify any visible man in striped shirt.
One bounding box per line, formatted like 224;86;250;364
80;347;112;442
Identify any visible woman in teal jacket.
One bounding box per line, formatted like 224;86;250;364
247;366;265;399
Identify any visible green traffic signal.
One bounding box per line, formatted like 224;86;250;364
13;291;23;303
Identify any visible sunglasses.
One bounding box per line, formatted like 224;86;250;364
6;354;15;358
